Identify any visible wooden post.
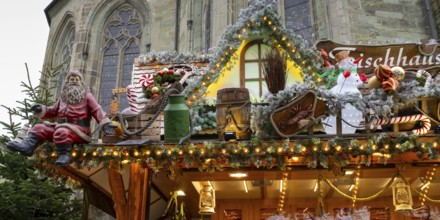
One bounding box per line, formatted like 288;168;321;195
108;161;150;220
336;108;342;136
127;163;150;220
108;161;128;220
393;107;399;132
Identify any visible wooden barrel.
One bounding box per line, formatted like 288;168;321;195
216;88;251;140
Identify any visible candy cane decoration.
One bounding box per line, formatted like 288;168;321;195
139;73;154;87
371;114;431;135
125;84;142;113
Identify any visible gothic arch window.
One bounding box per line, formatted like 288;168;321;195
99;5;142;111
240;40;271;97
284;0;312;46
55;25;75;97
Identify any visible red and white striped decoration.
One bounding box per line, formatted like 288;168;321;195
139;73;154;87
372;114;431;135
126;84;141;113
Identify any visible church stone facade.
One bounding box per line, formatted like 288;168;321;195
41;0;438;109
40;0;440;218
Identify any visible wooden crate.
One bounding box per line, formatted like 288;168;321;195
101;113;164;143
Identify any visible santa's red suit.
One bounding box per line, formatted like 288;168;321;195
30;92;111;144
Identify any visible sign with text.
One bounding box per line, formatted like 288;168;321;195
316;39;440;74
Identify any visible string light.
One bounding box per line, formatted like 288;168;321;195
352;164;361;208
419;167;436;206
278;172;288;212
336;145;342;151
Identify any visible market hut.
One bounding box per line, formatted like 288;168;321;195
36;1;440;219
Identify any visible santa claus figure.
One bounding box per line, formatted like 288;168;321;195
7;70;115;167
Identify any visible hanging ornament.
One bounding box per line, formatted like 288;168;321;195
391;66;405;81
367;75;382;89
139;73;154;87
163;67;174;74
374;64;393;81
392;178;413;212
151;86;160;94
381;77;399;94
199;184;216;215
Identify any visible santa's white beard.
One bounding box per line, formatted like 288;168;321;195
61;84;86;104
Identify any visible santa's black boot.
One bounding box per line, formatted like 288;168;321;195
54;144;73;167
7;134;42;156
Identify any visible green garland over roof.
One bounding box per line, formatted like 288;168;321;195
136;0;324;105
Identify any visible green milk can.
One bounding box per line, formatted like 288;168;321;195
164;94;190;143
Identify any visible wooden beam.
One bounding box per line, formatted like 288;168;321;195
260;186;267;199
126;163;150;220
48;165;116;217
108;161;127;220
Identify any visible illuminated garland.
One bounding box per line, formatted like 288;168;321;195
417;167;437;206
351;164;361;207
179;0;322;106
322;174;397;201
277;172;288;212
411;186;440;203
134;0;326;109
35;134;440;172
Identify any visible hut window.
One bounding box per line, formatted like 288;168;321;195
240;41;271;97
99;5;142;112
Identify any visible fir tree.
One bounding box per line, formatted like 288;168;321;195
0;64;82;219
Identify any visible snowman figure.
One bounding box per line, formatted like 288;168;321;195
323;51;364;134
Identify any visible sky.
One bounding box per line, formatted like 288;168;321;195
0;1;53;136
